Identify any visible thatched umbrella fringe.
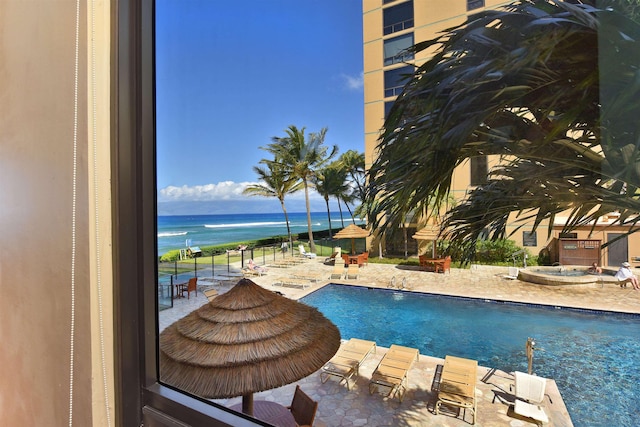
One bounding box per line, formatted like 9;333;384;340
196;303;293;323
160;319;334;366
178;310;313;342
160;327;340;397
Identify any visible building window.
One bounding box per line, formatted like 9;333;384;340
560;232;578;239
384;101;395;119
384;65;414;98
470;155;488;186
523;231;537;247
383;1;414;35
467;0;484;11
384;33;414;66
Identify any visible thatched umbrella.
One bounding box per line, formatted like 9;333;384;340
333;224;370;254
412;225;440;258
159;278;341;416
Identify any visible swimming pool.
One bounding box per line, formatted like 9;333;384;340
301;284;640;427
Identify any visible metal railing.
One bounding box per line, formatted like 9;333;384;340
157;239;338;310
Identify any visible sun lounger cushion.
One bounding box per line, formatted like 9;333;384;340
514;399;549;424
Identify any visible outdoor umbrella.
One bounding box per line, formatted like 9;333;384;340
333;224;370;254
159;278;341;416
412;225;440;258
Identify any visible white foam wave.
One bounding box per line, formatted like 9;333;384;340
158;231;188;237
204;221;287;229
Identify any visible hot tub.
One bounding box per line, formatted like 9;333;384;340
518;266;618;286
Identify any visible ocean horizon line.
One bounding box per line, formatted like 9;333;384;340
156;211;366;255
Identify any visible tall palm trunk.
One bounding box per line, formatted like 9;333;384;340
303;179;316;252
324;196;333;239
337;197;345;228
344;200;356;224
280;199;293;250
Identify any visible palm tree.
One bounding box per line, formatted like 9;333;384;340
243;161;302;247
263;125;338;252
339;150;366;203
314;165;350;238
366;0;640;260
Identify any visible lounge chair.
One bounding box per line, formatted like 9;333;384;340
291;273;323;283
346;264;359;279
244;259;267;276
242;267;262;277
203;288;218;301
369;344;420;402
274;277;311;289
512;371;549;425
330;264;345;279
505;267;519;280
320;338;376;390
324;248;341;264
287;385;318;427
298;244;317;259
435;355;478;424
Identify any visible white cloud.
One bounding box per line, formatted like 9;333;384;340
158;181;323;202
341;71;364;91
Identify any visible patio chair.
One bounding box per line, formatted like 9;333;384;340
341;253;350;266
361;251;369;266
346;264;359;279
287;385;318;427
436;256;451;274
330;264;345;279
369;344;420;402
176;277;198;299
321;338;376;390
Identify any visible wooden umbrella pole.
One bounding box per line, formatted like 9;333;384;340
242;393;254;416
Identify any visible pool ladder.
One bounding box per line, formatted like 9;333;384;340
388;276;409;290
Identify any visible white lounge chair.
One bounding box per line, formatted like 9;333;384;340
298;244;317;259
512;371;549;425
505;267;519;280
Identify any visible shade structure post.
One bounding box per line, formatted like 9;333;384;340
242;393;254;416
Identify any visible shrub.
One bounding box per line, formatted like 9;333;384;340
474;239;530;264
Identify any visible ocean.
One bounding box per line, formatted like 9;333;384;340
157;212;364;255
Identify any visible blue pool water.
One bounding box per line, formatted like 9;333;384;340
301;285;640;427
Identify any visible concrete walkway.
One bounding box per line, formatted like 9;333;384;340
160;259;640;426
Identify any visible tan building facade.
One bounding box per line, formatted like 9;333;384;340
362;0;640;267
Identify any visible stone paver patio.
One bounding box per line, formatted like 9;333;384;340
160;258;640;426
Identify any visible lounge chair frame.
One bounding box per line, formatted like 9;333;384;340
330;264;345;279
369;345;419;402
321;338;376;390
346;264;359;279
435;355;478;424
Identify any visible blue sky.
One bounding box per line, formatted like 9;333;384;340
156;0;365;214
